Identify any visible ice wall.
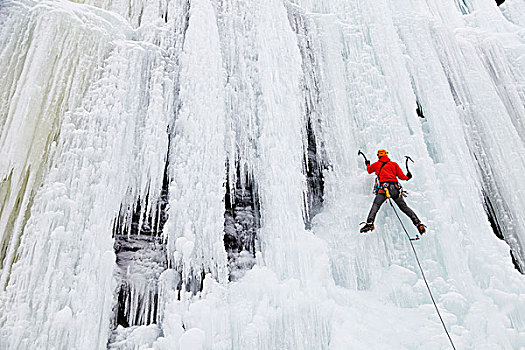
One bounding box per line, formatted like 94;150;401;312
500;0;525;26
1;0;525;349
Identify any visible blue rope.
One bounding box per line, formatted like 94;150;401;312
388;199;457;350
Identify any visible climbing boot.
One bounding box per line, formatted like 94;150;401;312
417;223;426;235
360;222;375;233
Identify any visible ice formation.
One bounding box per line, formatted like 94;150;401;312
1;0;525;349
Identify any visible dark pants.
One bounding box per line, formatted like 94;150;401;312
366;183;420;226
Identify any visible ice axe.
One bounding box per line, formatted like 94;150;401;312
358;150;369;164
405;156;414;173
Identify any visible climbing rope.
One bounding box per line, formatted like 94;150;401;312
388;199;457;350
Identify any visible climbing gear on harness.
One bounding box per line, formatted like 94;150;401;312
373;161;390;194
376;182;404;199
388;199;456;350
377;149;388;158
417;223;426;235
399;186;407;198
360;222;374;233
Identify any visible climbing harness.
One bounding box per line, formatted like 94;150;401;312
388;199;457;350
377;182;406;201
399;186;407;198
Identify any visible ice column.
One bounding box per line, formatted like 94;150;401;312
164;0;229;290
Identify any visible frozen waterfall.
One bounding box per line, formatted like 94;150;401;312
1;0;525;349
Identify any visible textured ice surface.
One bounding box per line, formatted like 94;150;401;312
500;0;525;26
1;0;525;349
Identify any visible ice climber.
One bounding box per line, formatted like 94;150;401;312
360;149;426;234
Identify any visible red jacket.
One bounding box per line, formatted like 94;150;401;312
367;156;409;183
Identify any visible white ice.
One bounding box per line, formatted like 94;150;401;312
1;0;525;349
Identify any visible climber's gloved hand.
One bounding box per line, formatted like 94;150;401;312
406;171;412;180
365;160;370;166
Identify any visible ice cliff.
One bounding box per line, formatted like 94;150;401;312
1;0;525;348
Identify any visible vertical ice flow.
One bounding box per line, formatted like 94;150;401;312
164;0;229;289
1;0;525;349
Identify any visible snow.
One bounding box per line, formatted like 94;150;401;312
1;0;525;349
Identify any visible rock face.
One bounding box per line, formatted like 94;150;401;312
1;0;525;349
223;168;259;281
114;235;167;328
